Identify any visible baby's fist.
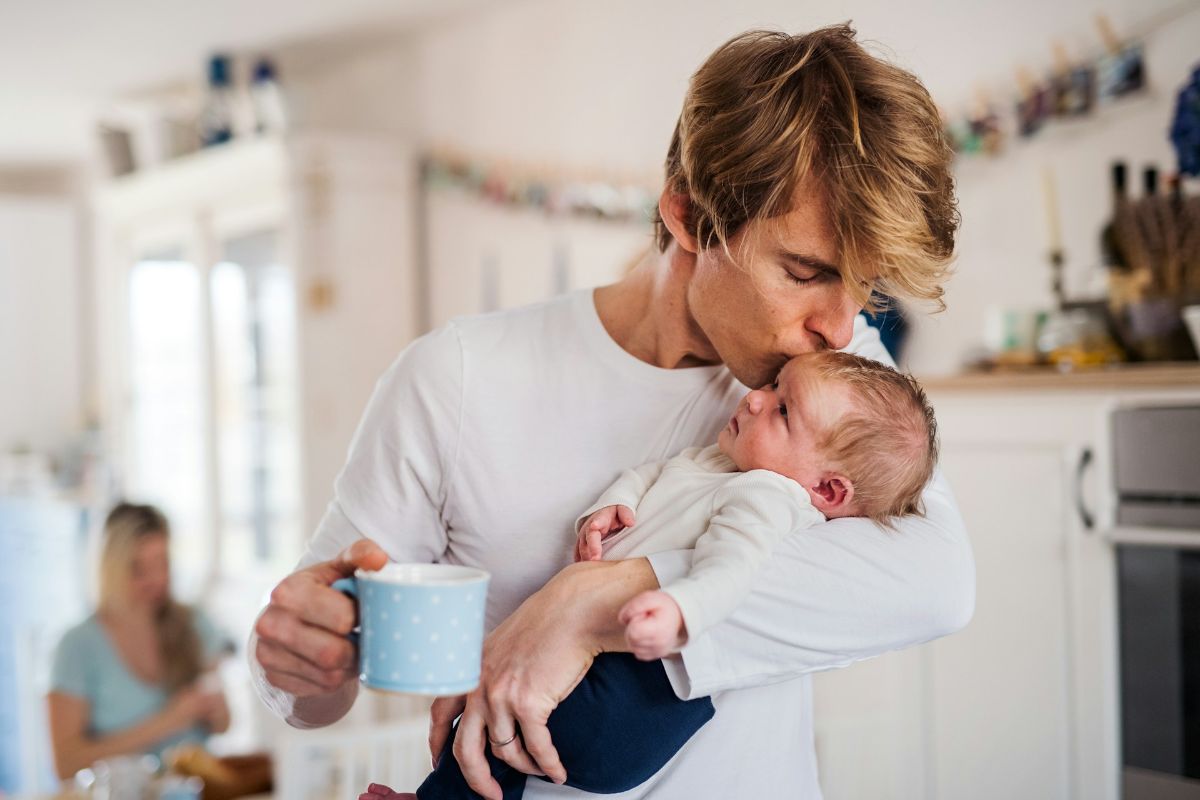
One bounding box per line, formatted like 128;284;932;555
618;590;686;660
574;504;635;562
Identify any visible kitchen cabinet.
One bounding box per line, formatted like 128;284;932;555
813;368;1200;800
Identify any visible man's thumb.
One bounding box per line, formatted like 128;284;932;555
320;538;389;582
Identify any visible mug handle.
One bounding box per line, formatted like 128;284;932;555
331;577;361;647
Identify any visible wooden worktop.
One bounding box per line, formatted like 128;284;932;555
919;362;1200;393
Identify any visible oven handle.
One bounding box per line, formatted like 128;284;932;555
1075;447;1095;531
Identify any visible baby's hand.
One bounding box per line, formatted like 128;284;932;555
574;504;636;562
358;784;415;800
618;590;686;660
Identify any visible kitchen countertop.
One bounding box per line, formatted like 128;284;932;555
920;362;1200;393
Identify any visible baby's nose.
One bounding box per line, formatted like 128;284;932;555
745;391;765;414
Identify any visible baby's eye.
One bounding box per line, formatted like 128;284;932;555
771;381;778;390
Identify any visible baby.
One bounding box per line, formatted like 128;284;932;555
374;350;938;800
587;348;936;662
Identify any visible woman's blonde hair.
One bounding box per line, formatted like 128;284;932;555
653;24;958;311
98;502;204;693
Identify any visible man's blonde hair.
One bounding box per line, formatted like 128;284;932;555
804;351;938;525
652;24;958;310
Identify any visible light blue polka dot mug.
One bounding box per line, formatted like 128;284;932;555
333;563;490;696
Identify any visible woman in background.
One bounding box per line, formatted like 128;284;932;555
46;502;230;780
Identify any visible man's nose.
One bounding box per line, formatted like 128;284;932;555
807;290;861;351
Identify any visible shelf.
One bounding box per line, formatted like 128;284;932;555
92;135;288;225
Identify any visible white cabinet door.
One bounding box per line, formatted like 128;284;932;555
812;396;1117;800
928;440;1075;799
927;397;1115;800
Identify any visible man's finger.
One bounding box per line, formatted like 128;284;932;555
302;538;390;587
255;607;357;672
519;721;566;784
428;695;467;768
257;639;357;691
453;702;502;800
490;731;543;778
260;669;329;698
269;576;357;636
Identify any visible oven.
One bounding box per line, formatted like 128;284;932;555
1112;405;1200;798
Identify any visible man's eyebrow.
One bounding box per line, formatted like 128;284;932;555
780;252;840;275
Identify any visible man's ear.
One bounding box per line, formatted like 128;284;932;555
809;474;855;518
657;187;700;254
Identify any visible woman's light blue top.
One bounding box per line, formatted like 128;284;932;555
49;610;225;761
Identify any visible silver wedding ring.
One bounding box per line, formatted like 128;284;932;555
488;731;518;747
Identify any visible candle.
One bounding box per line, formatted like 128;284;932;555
1042;167;1063;254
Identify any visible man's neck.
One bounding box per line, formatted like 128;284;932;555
593;244;721;370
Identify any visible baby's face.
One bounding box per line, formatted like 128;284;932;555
717;356;850;485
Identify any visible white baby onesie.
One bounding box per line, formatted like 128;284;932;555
576;443;826;641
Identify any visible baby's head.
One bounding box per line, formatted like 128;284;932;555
716;351;937;524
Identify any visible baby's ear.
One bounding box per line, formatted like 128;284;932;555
808;475;855;518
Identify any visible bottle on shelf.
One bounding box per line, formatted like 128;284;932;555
199;54;235;147
250;58;289;136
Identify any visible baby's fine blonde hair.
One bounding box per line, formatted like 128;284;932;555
803;351;938;525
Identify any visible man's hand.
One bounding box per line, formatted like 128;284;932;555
574;504;635;562
432;558;658;800
254;539;388;699
618;590;687;660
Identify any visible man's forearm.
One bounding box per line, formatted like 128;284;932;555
563;557;660;653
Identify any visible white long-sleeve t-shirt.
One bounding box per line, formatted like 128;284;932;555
262;288;975;799
575;444;825;642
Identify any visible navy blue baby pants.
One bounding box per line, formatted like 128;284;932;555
416;653;715;798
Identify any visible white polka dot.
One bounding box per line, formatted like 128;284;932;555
425;672;434;681
393;591;401;602
380;652;387;660
457;670;466;679
450;617;459;627
461;633;469;642
430;632;440;643
410;653;420;663
411;614;422;624
381;611;389;620
392;671;401;680
447;652;456;662
393;632;402;641
431;594;441;604
465;593;473;602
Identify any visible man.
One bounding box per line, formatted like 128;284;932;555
251;24;973;799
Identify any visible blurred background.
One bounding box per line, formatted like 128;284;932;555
2;0;1199;798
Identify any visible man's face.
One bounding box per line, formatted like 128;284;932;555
685;183;867;388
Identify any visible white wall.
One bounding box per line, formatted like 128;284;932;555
397;0;1200;374
906;8;1200;375
0;195;83;455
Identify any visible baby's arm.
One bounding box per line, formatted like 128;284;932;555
635;471;824;655
573;460;669;562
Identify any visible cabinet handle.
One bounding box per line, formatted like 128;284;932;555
1074;447;1095;531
